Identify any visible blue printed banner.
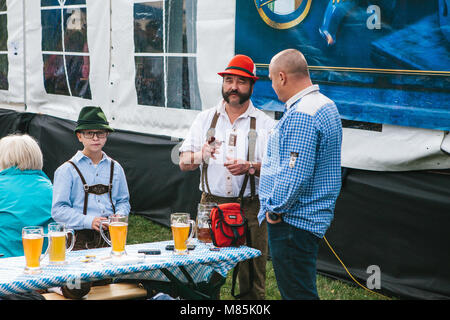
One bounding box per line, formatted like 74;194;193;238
236;0;450;130
256;0;277;9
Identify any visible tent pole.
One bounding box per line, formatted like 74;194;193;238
22;0;26;110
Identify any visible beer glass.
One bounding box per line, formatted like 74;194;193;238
22;226;49;274
48;222;75;265
100;215;128;257
196;203;216;243
171;213;195;254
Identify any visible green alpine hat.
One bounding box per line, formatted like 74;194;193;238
74;106;114;133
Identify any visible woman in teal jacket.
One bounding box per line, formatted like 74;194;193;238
0;134;54;258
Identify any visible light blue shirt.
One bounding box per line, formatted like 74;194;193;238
51;151;130;230
258;85;342;238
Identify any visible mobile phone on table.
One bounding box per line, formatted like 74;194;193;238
138;249;161;255
165;244;196;251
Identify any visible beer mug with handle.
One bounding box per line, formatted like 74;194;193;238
171;213;195;254
196;203;216;243
100;215;128;257
22;226;49;274
48;222;75;265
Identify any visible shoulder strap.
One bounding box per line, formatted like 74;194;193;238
67;159;116;215
206;112;220;140
250;116;256;130
237;175;249;203
203;114;257;199
67;160;86;185
248;117;257;199
109;159;116;214
67;161;89;215
202;112;220;195
238;117;257;202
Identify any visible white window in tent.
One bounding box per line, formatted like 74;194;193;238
134;0;201;110
41;0;91;99
0;0;8;91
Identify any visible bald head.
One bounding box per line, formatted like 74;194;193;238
270;49;310;79
269;49;312;103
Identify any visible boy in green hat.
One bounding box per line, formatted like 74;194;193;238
52;106;130;251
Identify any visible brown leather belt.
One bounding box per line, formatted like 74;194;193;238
202;192;259;204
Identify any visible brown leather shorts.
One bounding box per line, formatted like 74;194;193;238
73;229;110;251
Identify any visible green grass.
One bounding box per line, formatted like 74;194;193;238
127;214;393;300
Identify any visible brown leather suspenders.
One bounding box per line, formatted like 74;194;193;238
201;112;257;200
67;160;116;215
201;112;220;195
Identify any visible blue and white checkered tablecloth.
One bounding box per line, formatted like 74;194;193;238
0;239;260;296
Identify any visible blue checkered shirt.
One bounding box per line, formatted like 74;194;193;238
257;85;342;238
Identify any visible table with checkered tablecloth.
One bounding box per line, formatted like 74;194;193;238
0;239;260;297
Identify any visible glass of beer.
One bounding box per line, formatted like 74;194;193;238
100;215;128;257
22;226;49;274
171;213;195;255
196;203;216;244
48;222;75;265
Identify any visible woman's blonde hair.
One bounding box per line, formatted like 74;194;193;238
0;134;44;171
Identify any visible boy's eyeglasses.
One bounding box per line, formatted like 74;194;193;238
81;131;108;139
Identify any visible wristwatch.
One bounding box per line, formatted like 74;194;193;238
248;162;256;175
268;212;281;221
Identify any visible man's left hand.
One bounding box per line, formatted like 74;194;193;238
266;211;282;224
224;157;249;176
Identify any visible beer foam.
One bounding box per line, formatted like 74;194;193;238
49;232;66;237
110;222;128;227
171;223;189;228
22;234;42;240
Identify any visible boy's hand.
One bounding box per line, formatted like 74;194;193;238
92;217;108;231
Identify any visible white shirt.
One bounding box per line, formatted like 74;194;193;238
285;85;321;110
180;100;276;197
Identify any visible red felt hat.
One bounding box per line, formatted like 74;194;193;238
218;55;259;81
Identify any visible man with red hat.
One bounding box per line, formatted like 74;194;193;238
179;54;276;300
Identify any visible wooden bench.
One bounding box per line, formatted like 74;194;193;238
43;283;147;300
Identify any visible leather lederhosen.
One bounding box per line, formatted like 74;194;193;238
67;160;116;216
67;160;116;250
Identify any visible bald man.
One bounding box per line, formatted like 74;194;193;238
258;49;343;300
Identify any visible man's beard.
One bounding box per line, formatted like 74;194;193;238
222;88;252;105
